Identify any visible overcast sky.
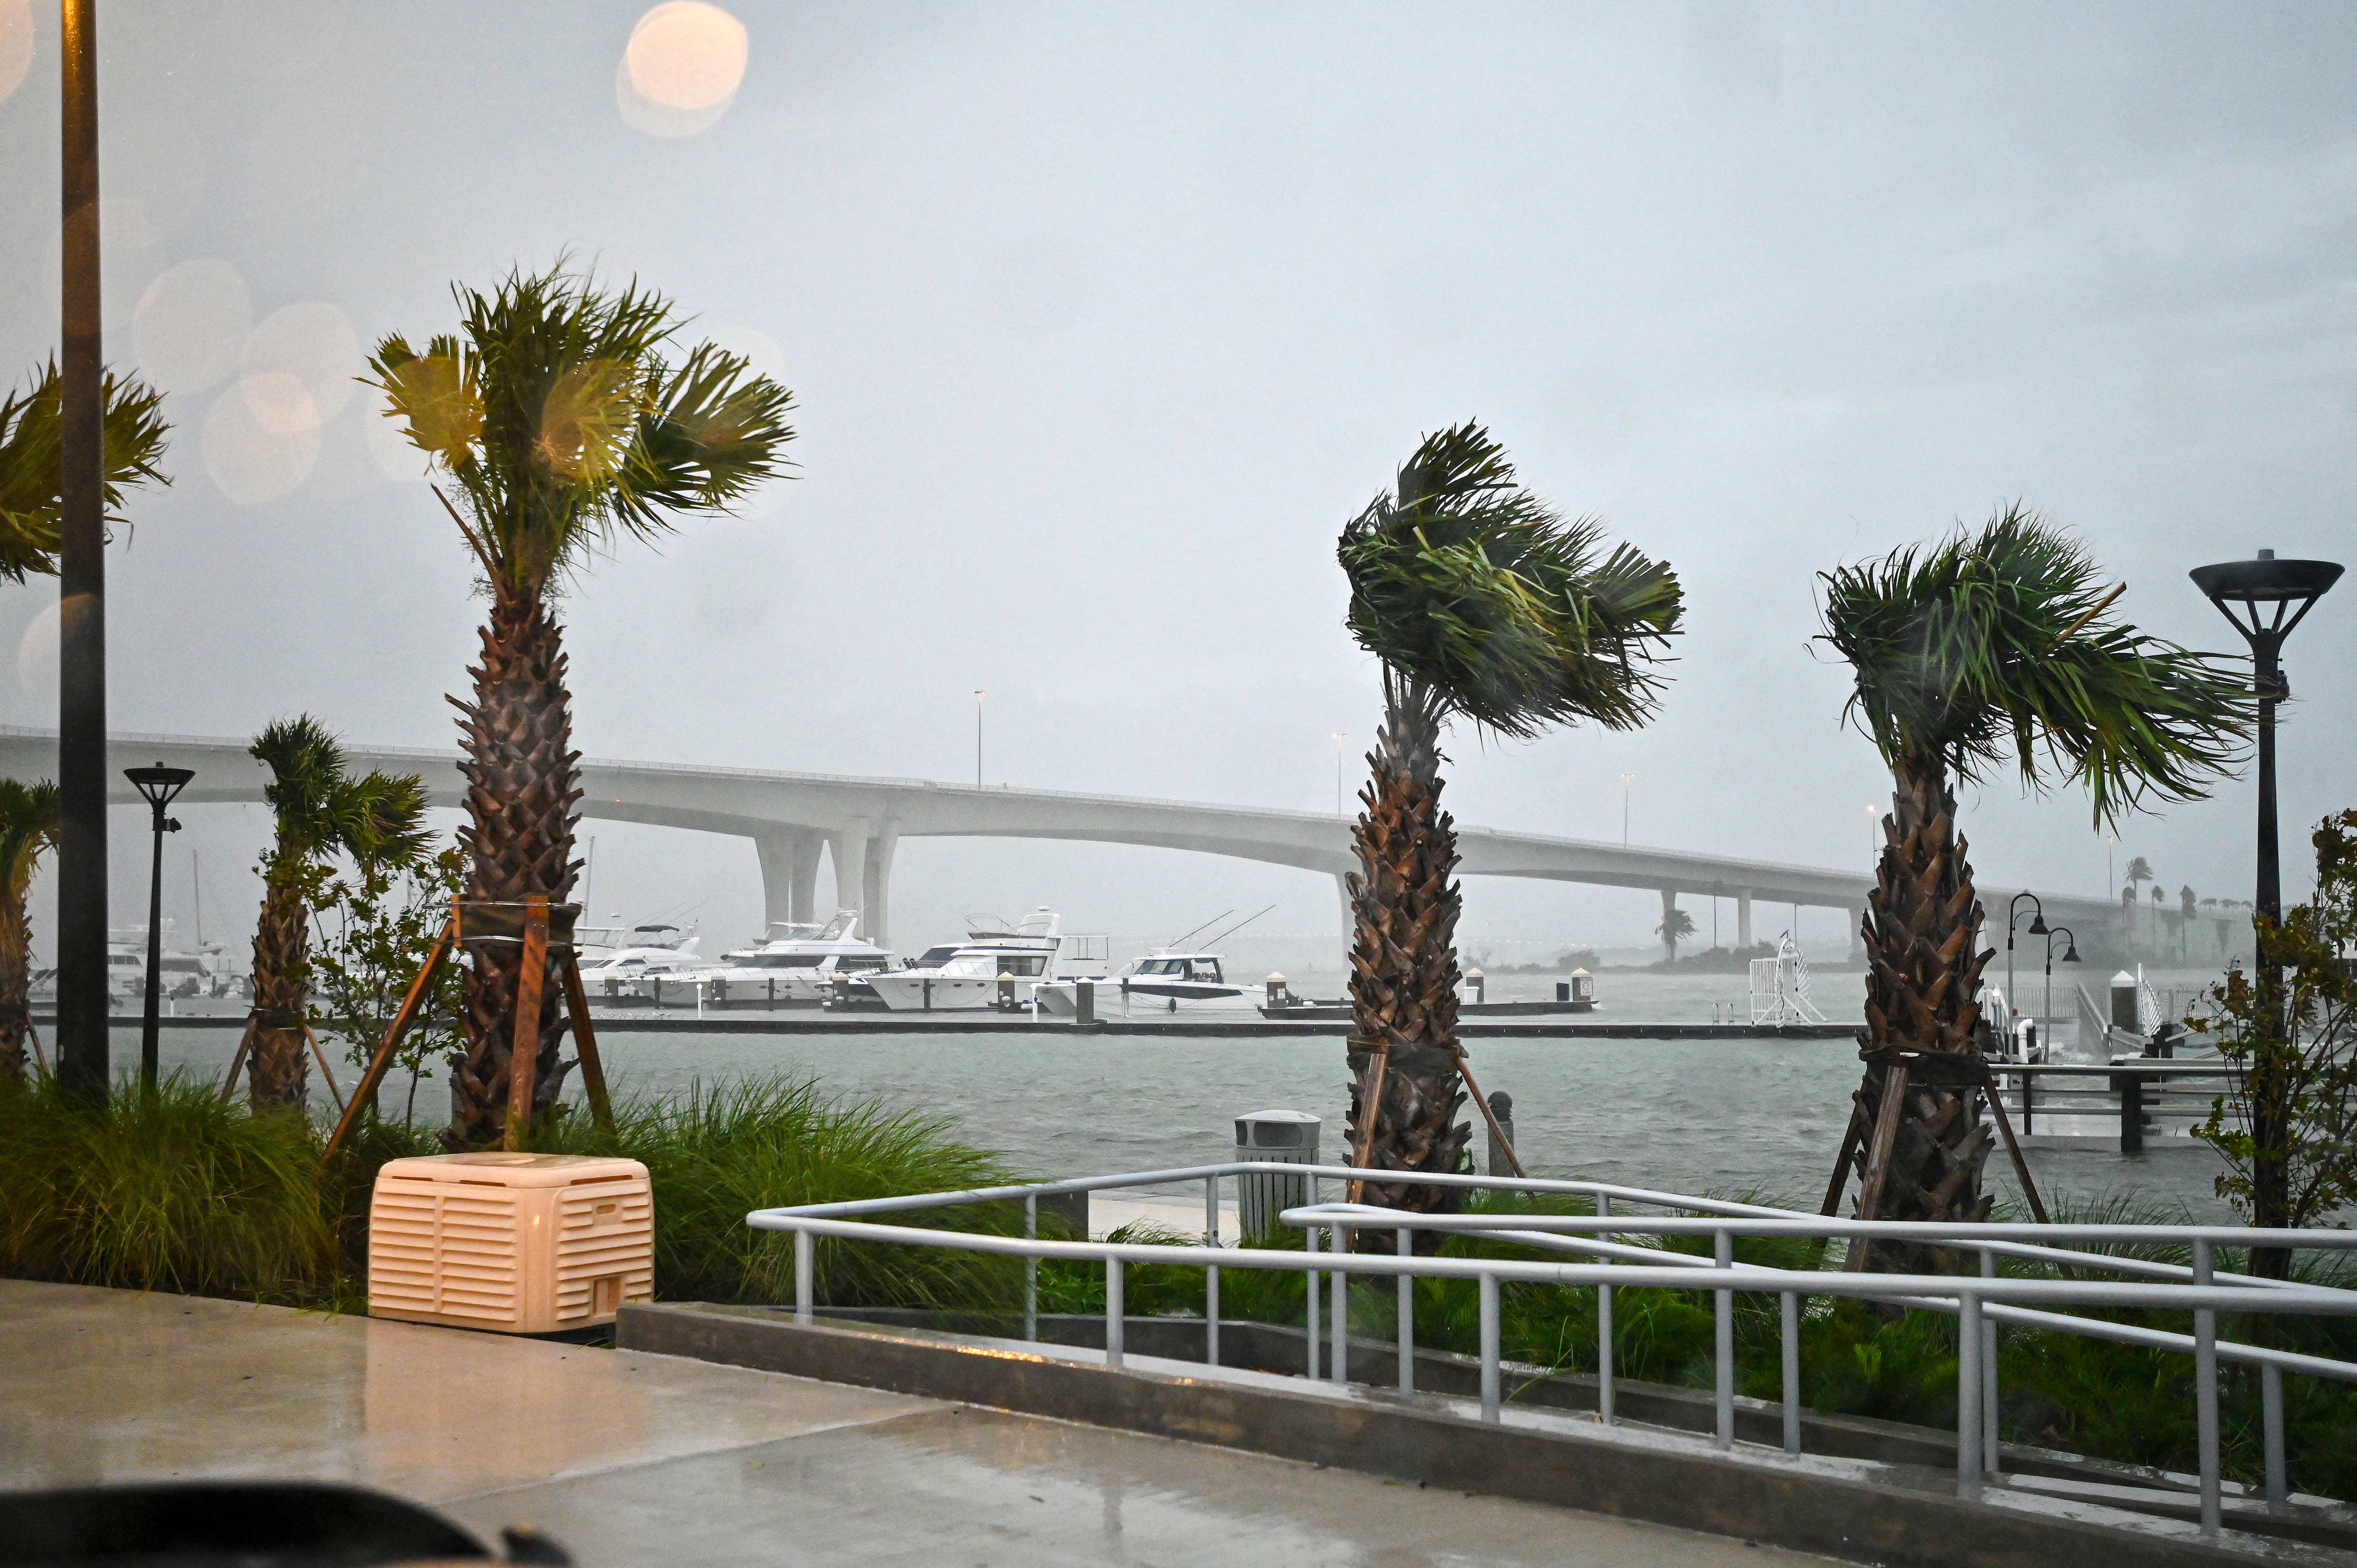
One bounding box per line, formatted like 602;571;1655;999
1;0;2352;969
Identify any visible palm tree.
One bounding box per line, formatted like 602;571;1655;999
2125;854;2155;903
368;264;795;1145
1337;422;1682;1232
0;357;170;578
247;718;429;1110
1818;505;2250;1265
1656;904;1697;965
0;779;59;1080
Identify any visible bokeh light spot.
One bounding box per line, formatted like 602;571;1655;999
0;1;31;105
241;302;360;426
203;384;320;504
17;600;58;710
627;2;746;108
132;259;253;396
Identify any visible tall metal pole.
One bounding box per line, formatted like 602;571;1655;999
2252;638;2282;923
973;691;984;787
56;0;109;1099
139;802;166;1089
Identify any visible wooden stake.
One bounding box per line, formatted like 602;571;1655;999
1345;1040;1391;1206
302;1025;347;1115
1845;1063;1911;1272
320;917;454;1165
1818;1099;1869;1217
27;1021;49;1076
503;896;550;1153
2055;582;2126;646
1454;1048;1525;1180
218;1013;259;1104
559;949;615;1138
1979;1076;2050;1225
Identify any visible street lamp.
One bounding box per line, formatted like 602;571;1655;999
1620;774;1634;846
2188;549;2344;924
2041;924;2080;1023
1333;732;1350;817
2004;891;2048;1025
124;763;193;1091
972;691;985;788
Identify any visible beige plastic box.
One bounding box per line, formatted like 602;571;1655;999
368;1152;655;1334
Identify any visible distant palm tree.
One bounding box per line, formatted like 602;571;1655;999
1817;504;2249;1264
0;779;58;1080
369;264;795;1145
1656;905;1697;963
247;718;429;1110
1337;422;1681;1229
0;357;169;579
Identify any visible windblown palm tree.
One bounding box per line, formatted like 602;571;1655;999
1818;505;2250;1265
0;357;170;579
369;264;795;1144
248;718;429;1110
1337;422;1682;1233
1656;905;1697;964
0;778;59;1080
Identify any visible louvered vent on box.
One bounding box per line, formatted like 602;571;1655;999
368;1153;654;1333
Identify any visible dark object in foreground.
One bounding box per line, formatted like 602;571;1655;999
0;1482;569;1567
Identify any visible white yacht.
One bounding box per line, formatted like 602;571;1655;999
575;920;699;961
1117;951;1247;1008
861;909;1090;1012
105;923;241;1001
577;933;707;1000
698;912;897;1003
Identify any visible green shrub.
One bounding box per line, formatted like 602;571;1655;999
0;1073;334;1300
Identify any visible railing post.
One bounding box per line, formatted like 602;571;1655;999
2193;1238;2220;1534
2120;1071;2144;1155
1478;1271;1500;1424
1714;1228;1734;1450
1203;1175;1220;1369
2263;1363;2287;1507
1397;1226;1415;1393
795;1228;813;1324
1105;1256;1124;1370
1957;1289;1983;1492
1979;1248;2000;1476
2021;1067;2034;1137
1305;1226;1320;1381
1597;1192;1615;1424
1023;1194;1038;1342
1331;1224;1348;1383
1780;1290;1801;1454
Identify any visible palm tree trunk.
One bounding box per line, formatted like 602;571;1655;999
1846;767;1996;1271
248;875;309;1109
1343;696;1469;1249
449;589;578;1147
0;890;30;1081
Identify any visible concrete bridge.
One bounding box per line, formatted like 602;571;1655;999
0;726;2192;957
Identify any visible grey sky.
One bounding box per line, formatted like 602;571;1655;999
1;1;2352;968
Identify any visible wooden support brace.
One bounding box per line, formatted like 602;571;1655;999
26;1022;47;1076
219;1013;259;1105
320;917;455;1166
1454;1048;1525;1180
1978;1078;2050;1225
503;897;550;1153
1818;1098;1869;1217
1345;1040;1391;1207
302;1026;347;1115
560;949;615;1138
1845;1063;1911;1272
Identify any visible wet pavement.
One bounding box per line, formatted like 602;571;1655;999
0;1280;1837;1565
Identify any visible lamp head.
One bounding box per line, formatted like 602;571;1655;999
124;764;195;810
2027;912;2049;936
2189;550;2342;646
2059;930;2081;964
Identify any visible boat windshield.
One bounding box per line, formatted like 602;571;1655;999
731;953;824;969
1137;958;1186;975
915;947;962;966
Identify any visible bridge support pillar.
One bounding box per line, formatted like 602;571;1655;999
1737;891;1753;950
1336;872;1356;963
754;830;825;930
828;819;871;934
863;822;899;949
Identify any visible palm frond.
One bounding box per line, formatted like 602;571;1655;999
252;716;433;878
1817;503;2253;824
332;770;432;868
0;778;60;903
366;263;795;597
0;360;171;583
1339;421;1683;738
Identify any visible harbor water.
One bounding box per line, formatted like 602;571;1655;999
130;964;2239;1221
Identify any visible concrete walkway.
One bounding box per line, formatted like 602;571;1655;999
0;1282;1838;1565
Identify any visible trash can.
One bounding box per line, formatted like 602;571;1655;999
1235;1109;1321;1239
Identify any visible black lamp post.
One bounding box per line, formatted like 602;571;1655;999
2042;925;2080;1022
124;763;192;1091
2005;891;2048;1026
2188;550;2344;925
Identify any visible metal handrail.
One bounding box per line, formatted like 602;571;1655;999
745;1159;2357;1536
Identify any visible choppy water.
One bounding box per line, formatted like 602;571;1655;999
130;964;2239;1221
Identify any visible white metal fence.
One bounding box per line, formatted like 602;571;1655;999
747;1162;2357;1537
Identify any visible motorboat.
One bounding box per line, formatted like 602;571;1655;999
1117;950;1247;1008
105;923;241;1001
698;912;898;1005
575;920;699;961
577;933;707;1002
860;909;1098;1012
